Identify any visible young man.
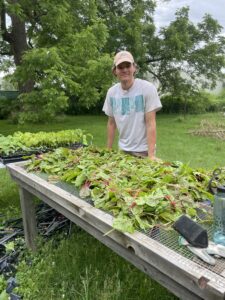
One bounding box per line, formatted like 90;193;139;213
102;50;162;160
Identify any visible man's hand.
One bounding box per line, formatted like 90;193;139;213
148;155;162;162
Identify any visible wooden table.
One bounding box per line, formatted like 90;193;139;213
7;161;225;300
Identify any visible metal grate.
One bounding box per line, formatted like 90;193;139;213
144;225;225;277
38;173;225;277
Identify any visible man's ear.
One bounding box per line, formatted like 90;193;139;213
134;63;139;75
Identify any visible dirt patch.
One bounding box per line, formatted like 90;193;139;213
189;119;225;140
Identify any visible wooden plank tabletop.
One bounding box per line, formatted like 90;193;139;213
7;161;225;300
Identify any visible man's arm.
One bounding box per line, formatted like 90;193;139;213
107;116;117;149
145;111;157;160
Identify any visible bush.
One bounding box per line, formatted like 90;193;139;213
160;91;224;114
66;95;104;115
0;97;20;120
215;87;225;112
0;91;20;120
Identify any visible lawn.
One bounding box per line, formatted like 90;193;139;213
1;112;225;299
1;112;224;169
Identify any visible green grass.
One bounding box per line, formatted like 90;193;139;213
1;112;225;168
1;112;225;299
0;168;20;219
156;113;225;169
15;231;177;300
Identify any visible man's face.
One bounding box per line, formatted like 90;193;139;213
114;62;136;82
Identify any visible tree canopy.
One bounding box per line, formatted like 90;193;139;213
0;0;225;122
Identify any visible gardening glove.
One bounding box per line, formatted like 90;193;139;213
178;236;216;265
206;241;225;258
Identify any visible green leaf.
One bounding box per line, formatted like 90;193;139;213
187;207;197;217
113;214;135;233
134;215;151;231
79;183;91;198
0;290;8;300
5;241;15;253
75;173;87;188
159;212;178;222
62;169;81;182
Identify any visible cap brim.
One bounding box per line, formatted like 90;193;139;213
115;58;133;67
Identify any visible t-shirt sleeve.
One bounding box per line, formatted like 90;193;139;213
102;90;113;117
144;83;162;113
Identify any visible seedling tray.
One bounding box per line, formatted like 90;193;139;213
0;142;85;164
0;155;32;164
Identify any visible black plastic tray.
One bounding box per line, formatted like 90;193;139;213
0;143;85;165
0;155;32;164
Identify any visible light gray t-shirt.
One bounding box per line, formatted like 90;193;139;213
102;78;162;152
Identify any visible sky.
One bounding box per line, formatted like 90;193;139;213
154;0;225;35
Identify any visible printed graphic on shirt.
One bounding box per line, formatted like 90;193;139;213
110;95;144;115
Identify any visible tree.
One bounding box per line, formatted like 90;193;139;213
152;8;225;92
0;0;34;92
0;0;112;122
98;3;225;94
97;0;156;74
0;0;225;122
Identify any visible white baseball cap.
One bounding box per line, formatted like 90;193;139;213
113;51;134;67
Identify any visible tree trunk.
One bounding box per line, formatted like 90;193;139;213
11;14;28;65
11;14;34;92
1;0;34;92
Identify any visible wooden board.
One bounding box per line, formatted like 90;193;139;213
7;161;225;300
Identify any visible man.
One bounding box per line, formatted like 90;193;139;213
102;50;162;160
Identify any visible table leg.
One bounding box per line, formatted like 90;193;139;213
19;187;37;251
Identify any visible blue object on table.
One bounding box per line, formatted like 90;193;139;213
213;185;225;246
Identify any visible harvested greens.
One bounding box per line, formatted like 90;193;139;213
25;146;224;233
0;129;92;156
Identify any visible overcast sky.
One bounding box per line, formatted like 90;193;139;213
154;0;225;34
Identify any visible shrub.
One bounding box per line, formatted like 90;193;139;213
0;95;20;120
160;91;224;114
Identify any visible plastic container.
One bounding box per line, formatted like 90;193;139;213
213;186;225;245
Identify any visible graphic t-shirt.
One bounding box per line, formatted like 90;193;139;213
103;79;162;152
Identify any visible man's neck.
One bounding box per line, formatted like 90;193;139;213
121;78;135;90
